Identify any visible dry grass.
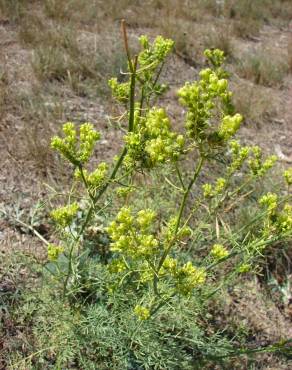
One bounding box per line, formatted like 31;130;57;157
288;35;292;74
223;0;292;39
6;88;61;172
264;0;292;24
43;0;133;25
224;0;263;39
0;0;128;173
1;0;290;173
18;13;127;96
0;63;9;117
159;17;199;65
232;18;261;40
0;0;33;21
203;24;234;59
236;48;288;87
19;14;79;52
232;81;278;127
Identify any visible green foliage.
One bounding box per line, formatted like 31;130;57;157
13;281;240;369
11;28;291;369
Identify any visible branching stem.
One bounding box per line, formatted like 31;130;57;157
153;155;205;296
62;32;139;299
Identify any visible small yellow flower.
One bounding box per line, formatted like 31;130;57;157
210;244;229;260
162;256;177;275
218;114;242;140
47;244;64;261
137;209;156;229
134;305;150;320
215;178;226;193
51;122;100;165
238;263;251;273
108;259;126;273
176;262;206;295
202;183;213;198
284;168;292;186
259;193;278;214
50;202;79;228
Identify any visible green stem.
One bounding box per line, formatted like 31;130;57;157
175;162;186;191
153;155;205;295
78;165;95;203
128;56;138;132
63;242;75;298
78;56;138;235
62;55;138;299
174;156;204;234
150;293;175;316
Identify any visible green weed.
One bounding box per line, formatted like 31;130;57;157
8;26;290;369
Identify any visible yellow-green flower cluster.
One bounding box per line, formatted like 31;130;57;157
215;178;227;192
106;207;159;259
175;261;206;296
276;204;292;232
138;35;174;72
108;77;130;103
218;114;243;140
144;108;184;165
123;130;143;169
178;49;235;143
115;186;134;198
137;35;174;98
202;183;213;198
75;162;108;189
139;261;155;283
108;258;127;273
204;48;225;68
51;122;77;164
202;177;226;198
161;257;206;296
283;168;292;186
51;202;79;228
137;209;157;230
210;244;229;260
248;146;277;177
134;305;150;320
259;193;291;235
108;35;173;107
106;208;204;296
79;123;101;162
227;140;276;178
227;140;250;174
124;108;184;168
47;243;64;261
161;216;192;243
259;192;278;215
162;256;178;275
238;263;251;273
51;122;100;165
